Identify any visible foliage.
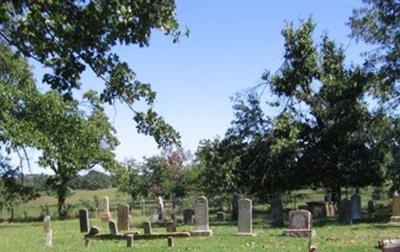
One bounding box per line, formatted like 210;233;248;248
69;170;113;191
196;18;396;201
116;147;197;200
349;0;400;107
0;42;120;218
0;156;38;220
0;0;184;147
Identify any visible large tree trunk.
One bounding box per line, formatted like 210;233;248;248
57;184;68;220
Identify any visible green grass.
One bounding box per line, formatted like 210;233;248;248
0;187;397;251
0;215;399;251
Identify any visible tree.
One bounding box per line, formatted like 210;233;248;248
1;41;120;218
0;42;41;217
349;0;400;107
115;159;142;203
261;18;391;199
0;156;38;220
33;91;119;218
0;0;184;147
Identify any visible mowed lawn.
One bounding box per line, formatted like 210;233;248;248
0;187;397;251
0;217;399;251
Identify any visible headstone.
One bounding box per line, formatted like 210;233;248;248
231;193;239;221
166;220;176;232
100;196;112;222
191;196;212;236
368;200;375;215
84;238;90;248
109;220;118;235
79;208;90;233
379;239;400;252
127;234;134;247
338;199;352;224
325;202;338;217
167;236;174;247
306;202;327;218
351;194;362;221
158;196;165;221
117;203;130;232
88;226;100;236
391;195;400;223
143;221;152;234
283;209;315;237
270;198;284;227
183;209;193;224
216;211;225;222
236;198;256;236
43;216;52;247
43;215;51;232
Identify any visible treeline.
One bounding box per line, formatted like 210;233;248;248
24;171;116;192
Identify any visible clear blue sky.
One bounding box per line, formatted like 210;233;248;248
30;0;367;172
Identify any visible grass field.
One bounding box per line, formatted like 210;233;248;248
0;187;397;251
0;214;399;251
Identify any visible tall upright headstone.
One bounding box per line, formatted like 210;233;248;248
117;203;130;232
43;215;52;247
231;193;239;221
100;196;112;222
79;208;90;233
283;209;315;237
183;209;193;224
339;199;352;224
351;194;361;221
270;198;284;227
236;198;256;236
191;196;212;236
391;194;400;223
368;200;375;216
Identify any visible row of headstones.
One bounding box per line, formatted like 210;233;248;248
270;194;374;226
79;201;131;234
82;196;255;236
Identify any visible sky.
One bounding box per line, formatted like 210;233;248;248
28;0;369;173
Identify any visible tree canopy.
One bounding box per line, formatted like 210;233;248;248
0;0;184;147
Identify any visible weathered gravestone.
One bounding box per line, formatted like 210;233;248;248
43;215;52;247
191;196;212;236
307;202;326;218
351;194;362;221
127;234;134;248
231;193;239;221
236;198;256;236
183;209;193;224
391;195;400;223
283;209;315;237
109;219;118;235
117;203;130;232
338;199;352;224
79;208;90;233
100;196;112;222
368;200;375;216
216;211;225;222
143;221;152;234
270;198;284;227
325;202;337;217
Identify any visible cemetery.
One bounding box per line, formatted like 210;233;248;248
0;0;399;251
